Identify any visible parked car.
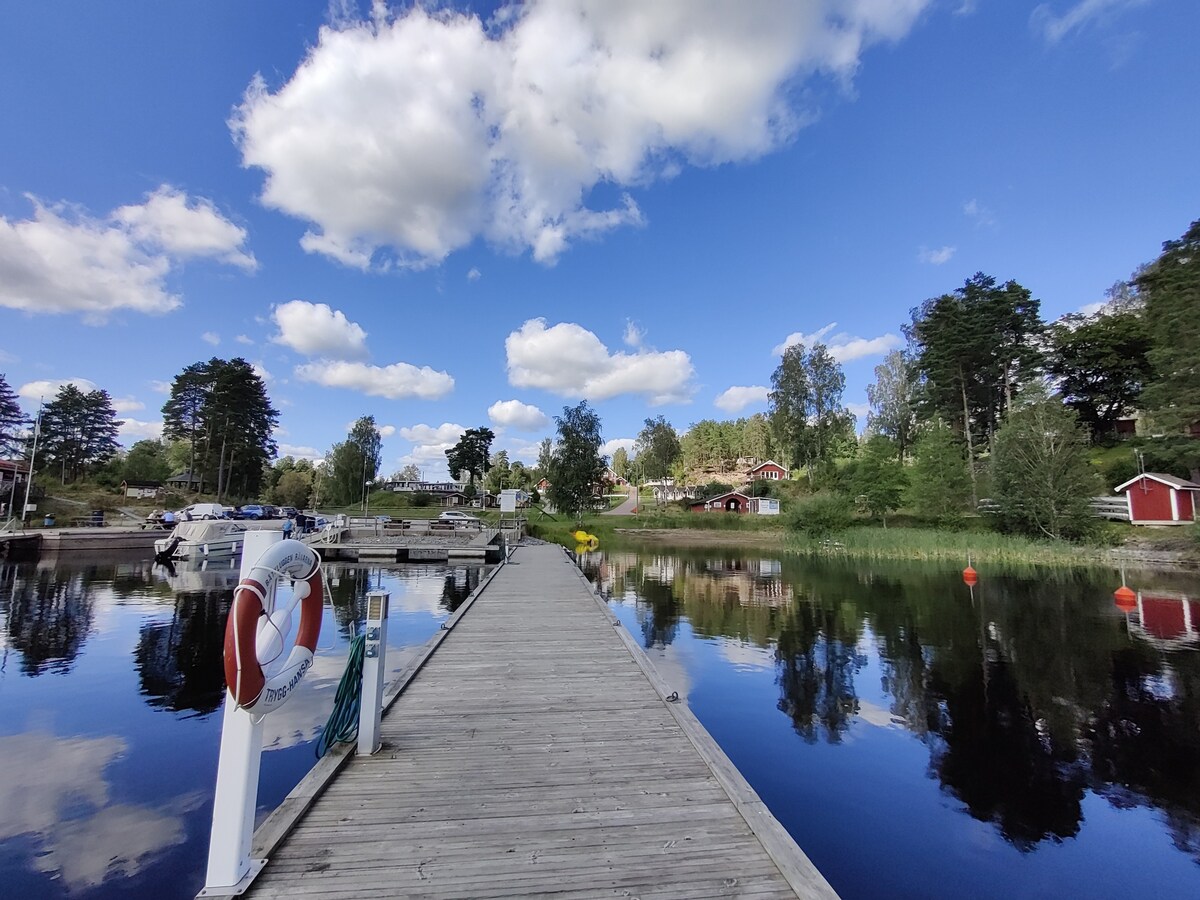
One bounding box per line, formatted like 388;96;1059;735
279;506;299;519
239;504;266;520
438;509;481;524
177;503;227;521
262;505;281;520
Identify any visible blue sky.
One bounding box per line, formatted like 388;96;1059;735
2;0;1196;480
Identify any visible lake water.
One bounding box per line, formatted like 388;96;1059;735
0;552;485;899
2;546;1198;899
579;547;1200;900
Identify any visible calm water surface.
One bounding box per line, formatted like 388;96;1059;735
579;548;1200;900
0;552;486;899
4;547;1199;899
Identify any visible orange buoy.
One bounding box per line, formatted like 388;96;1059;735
1114;585;1136;612
962;565;978;586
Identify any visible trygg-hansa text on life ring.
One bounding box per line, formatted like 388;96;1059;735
223;539;323;715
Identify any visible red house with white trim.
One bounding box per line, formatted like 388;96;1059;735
1134;593;1200;645
688;491;781;515
746;460;788;482
1114;472;1200;525
690;490;753;514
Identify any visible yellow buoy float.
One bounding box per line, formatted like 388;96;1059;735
572;530;600;553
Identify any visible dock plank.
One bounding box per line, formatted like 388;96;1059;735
242;543;837;900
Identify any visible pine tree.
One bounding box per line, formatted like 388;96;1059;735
39;384;121;482
906;273;1044;500
0;373;27;457
445;427;495;487
161;358;277;499
1137;219;1200;432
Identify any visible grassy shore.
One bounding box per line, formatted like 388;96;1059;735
528;512;1198;568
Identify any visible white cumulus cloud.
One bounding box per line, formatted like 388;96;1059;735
232;1;933;268
376;424;396;438
277;443;323;461
112;186;256;271
773;322;902;363
714;385;769;413
917;245;956;265
488;399;549;431
399;423;466;444
506;318;694;405
111;397;145;414
0;188;254;319
201;331;220;346
601;438;636;458
17;378;98;403
295;360;453;399
394;422;469;475
118;419;163;442
271;300;369;360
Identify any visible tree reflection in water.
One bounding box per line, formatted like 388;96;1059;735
588;548;1200;859
775;600;866;743
440;566;480;613
1;563;97;676
136;591;230;716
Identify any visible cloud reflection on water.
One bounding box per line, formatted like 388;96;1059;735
0;729;197;891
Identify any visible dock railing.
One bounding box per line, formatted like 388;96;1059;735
977;496;1130;521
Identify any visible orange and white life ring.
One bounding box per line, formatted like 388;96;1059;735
223;539;323;714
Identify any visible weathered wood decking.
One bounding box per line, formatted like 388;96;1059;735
244;543;837;899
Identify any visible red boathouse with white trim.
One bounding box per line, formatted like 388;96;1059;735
1114;472;1200;525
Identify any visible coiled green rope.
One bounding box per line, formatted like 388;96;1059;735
315;634;365;758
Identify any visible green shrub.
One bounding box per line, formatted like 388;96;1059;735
1101;455;1138;490
790;493;852;539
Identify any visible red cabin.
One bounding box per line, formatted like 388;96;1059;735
1114;473;1200;525
689;490;752;514
745;460;788;481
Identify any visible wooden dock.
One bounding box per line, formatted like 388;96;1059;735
306;522;504;563
240;543;837;899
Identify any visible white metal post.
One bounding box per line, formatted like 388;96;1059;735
200;529;283;896
358;590;390;756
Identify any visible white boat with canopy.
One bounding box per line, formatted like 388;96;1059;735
153;519;280;560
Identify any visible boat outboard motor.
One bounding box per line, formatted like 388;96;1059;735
154;535;183;563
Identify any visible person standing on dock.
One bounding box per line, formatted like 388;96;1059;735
282;516;294;539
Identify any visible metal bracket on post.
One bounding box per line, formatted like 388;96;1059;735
358;590;390;755
198;529;283;899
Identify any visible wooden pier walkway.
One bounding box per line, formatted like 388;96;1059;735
243;543;837;899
